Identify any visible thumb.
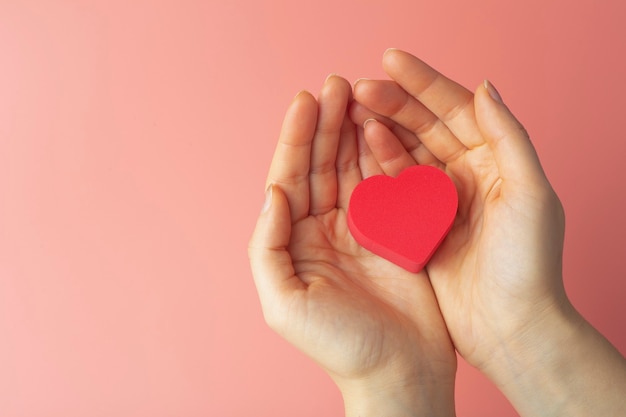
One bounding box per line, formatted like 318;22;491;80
474;80;547;187
248;184;304;326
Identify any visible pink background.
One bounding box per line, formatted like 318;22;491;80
1;1;624;415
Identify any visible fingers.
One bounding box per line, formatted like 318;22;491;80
266;91;318;222
351;102;397;176
248;184;306;325
309;75;352;215
355;124;384;178
350;98;399;131
353;78;467;164
335;110;361;209
382;49;484;149
350;101;442;168
474;80;547;187
362;119;416;177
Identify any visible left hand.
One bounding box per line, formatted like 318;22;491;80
248;74;456;417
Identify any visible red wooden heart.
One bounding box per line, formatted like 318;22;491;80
347;165;458;273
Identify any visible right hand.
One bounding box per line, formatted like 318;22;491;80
350;48;569;374
351;48;626;417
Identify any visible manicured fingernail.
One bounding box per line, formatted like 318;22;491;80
484;80;503;103
262;184;273;213
325;73;338;83
354;77;370;85
384;47;398;54
363;118;377;129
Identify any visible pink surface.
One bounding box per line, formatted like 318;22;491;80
348;166;458;272
0;0;625;415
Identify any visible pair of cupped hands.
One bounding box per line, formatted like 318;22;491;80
248;49;572;416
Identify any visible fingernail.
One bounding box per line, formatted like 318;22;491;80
262;184;273;213
363;118;377;129
325;73;338;83
354;77;370;85
484;80;503;103
293;89;308;100
384;47;398;55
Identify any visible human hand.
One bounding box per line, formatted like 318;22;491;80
350;49;626;416
248;75;456;417
351;47;567;373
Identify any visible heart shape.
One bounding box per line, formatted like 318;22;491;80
347;165;458;273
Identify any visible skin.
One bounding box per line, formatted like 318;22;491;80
350;49;626;416
249;49;626;416
248;76;456;417
350;49;569;374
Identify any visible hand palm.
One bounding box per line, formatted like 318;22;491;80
249;76;456;386
351;50;566;368
288;208;432;378
432;152;564;363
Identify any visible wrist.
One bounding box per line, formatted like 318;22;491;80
338;372;456;417
479;296;626;416
479;296;578;413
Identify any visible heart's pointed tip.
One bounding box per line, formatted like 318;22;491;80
399;260;426;274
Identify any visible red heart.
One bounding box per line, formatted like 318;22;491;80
347;165;458;273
